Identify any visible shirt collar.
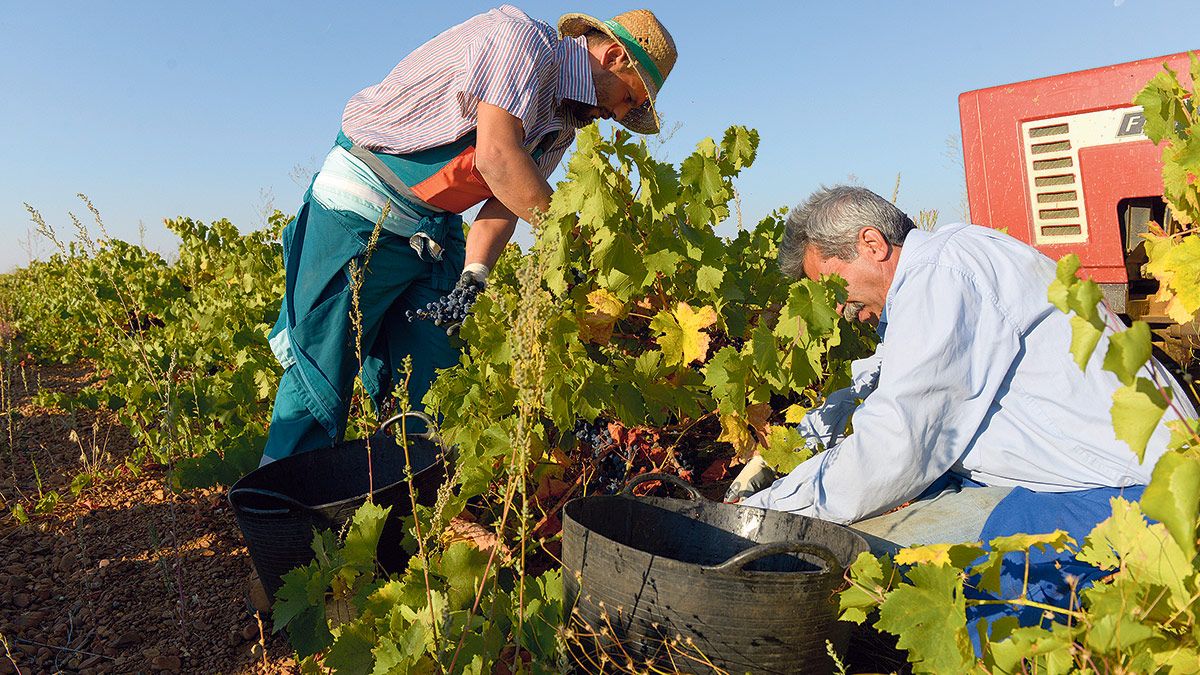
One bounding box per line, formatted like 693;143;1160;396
557;35;596;108
880;228;931;330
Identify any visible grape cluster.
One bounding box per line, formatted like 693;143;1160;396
406;276;484;333
573;418;628;494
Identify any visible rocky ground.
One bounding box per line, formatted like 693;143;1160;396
0;361;297;674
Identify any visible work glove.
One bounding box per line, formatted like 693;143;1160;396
723;454;778;503
406;263;488;336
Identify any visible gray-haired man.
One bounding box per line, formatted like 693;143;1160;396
732;185;1191;553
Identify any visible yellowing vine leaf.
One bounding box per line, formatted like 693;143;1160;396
651;302;717;366
717;412;756;456
578;289;627;344
759;424;811;474
1144;231;1200;324
895;542;985;568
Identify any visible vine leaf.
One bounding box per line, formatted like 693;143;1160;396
1078;498;1191;610
1069;315;1103;371
1102;321;1152;386
1084;612;1157;654
759;424;811;474
716;402;769;457
651;302;717;366
875;563;975;673
784;403;809;424
1144;231;1200;323
975;531;1075;595
987;626;1075;674
705;346;750;414
343;502;391;569
1049;254;1107;369
324;618;377;674
1110;378;1169;461
839;551;895;624
894;542;985;568
441;541;492;610
1140;451;1200;559
578;288;626;344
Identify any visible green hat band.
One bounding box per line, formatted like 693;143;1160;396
603;19;664;89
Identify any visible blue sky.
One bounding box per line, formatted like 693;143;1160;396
1;1;1196;272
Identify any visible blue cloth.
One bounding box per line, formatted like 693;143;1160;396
744;224;1193;523
261;187;465;463
964;485;1145;654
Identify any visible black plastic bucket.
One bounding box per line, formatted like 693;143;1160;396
562;473;870;674
228;412;445;600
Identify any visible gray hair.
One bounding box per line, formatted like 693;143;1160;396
779;185;915;278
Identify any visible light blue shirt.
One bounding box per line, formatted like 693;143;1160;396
744;223;1194;524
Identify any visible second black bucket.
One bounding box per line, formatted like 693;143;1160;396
228;412;445;600
562;473;870;674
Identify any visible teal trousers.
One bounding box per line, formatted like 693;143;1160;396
261;195;464;463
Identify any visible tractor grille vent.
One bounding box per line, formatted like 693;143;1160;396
1024;122;1084;243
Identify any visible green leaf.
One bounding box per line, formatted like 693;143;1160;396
642;249;684;277
1067;278;1103;324
705;346;751;414
1046;254;1081;313
1102;321;1152;386
680;142;723;197
875;563;974;673
719;126;759;170
988;625;1075;675
695;265;724;293
325;619;377;675
1078;497;1192;610
1068;314;1103;370
1140;451;1200;559
343;502;391;570
440;541;491;610
1085;611;1157;654
1110;378;1169;461
838;551;895;624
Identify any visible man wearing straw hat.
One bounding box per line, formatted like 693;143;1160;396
260;6;678;464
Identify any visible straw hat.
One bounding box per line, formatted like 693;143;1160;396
558;9;676;134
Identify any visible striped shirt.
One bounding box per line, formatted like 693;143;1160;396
341;5;595;179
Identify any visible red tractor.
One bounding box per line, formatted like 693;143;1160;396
959;51;1196;362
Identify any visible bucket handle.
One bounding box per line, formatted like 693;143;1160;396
704;541;841;576
619;472;703;501
379;411;439;444
228;486;320;517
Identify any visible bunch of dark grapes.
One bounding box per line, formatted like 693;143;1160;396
573;418;627;494
708;332;746;354
406;278;484;329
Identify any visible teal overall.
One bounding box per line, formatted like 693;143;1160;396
261;133;489;463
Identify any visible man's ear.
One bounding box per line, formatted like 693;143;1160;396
601;41;628;70
859;227;893;262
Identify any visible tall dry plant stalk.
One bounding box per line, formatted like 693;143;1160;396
347;202;388;498
448;220;554;673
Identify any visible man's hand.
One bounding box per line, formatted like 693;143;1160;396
406;270;487;336
723;455;778;503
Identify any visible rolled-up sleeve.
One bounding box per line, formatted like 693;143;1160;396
794;353;882;449
743;264;1023;523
